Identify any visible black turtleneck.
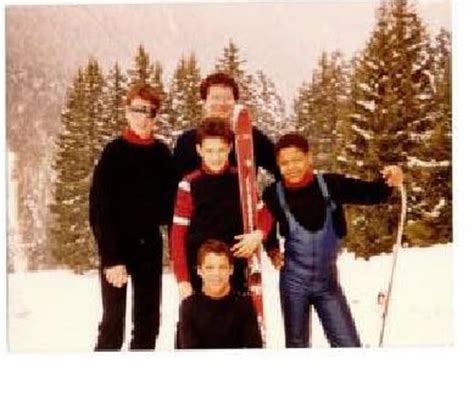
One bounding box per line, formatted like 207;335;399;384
187;167;243;251
177;291;263;349
89;136;175;268
262;173;392;241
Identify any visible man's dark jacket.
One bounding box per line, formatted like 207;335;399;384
173;127;279;181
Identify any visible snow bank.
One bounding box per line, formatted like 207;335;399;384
7;244;452;351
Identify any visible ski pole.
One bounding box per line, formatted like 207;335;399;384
378;183;407;347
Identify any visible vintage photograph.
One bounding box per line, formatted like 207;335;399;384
6;0;451;352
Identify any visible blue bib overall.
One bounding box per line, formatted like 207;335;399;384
277;174;361;347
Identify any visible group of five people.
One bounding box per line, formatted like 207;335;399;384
89;73;403;351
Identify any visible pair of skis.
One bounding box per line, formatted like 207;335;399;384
232;105;266;344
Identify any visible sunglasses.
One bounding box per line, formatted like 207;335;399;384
129;105;157;118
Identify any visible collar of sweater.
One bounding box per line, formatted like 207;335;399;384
283;170;315;189
201;162;231;176
122;128;155;146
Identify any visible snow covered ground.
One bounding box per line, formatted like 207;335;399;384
7;244;452;351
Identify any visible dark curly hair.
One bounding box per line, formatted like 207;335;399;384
197;239;233;267
197;117;233;145
275;132;310;156
199;72;239;101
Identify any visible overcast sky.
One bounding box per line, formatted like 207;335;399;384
6;0;451;106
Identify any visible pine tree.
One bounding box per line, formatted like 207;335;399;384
150;61;174;147
251;70;288;189
168;54;202;133
84;60;106;170
432;29;451;140
406;28;452;244
183;54;203;130
214;39;257;116
150;62;166;99
343;4;395;258
252;70;287;141
215;39;246;82
293;81;313;135
128;44;153;84
294;51;350;173
343;0;438;258
101;62;127;149
50;59;105;272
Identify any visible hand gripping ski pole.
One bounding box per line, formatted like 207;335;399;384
378;184;407;347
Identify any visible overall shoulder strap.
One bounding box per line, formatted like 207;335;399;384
316;173;337;211
276;181;292;218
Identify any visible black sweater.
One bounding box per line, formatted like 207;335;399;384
262;173;393;242
187;169;243;253
89;137;175;268
173;127;279;181
177;292;263;349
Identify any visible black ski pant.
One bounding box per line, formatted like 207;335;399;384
95;259;162;351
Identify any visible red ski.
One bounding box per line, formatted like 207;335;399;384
232;105;266;344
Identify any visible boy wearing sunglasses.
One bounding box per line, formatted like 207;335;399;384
89;83;175;350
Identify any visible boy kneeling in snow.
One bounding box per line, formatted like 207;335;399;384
177;239;263;349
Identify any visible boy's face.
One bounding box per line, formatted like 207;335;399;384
196;137;232;173
125;97;157;136
277;146;313;185
198;252;234;298
203;85;236;120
